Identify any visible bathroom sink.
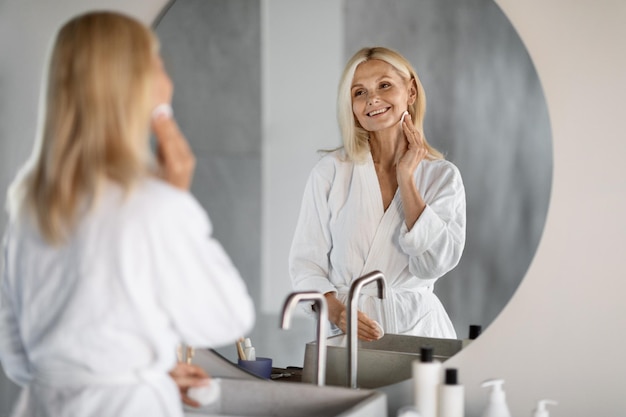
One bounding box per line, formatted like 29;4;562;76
183;378;387;417
302;333;462;388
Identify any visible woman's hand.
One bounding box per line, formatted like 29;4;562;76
324;292;382;341
151;115;196;190
169;362;211;408
150;53;195;190
395;112;428;229
396;112;427;181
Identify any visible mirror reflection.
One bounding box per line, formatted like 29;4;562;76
154;0;551;369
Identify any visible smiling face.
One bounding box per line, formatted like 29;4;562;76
351;59;416;133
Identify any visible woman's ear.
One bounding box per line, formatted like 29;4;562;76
407;78;417;105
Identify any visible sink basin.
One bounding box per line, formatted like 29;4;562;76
302;333;462;388
183;378;387;417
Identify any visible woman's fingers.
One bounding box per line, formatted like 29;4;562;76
338;310;383;341
402;112;424;148
182;396;201;408
170;362;210;380
169;363;210;387
324;292;383;341
357;311;382;341
397;112;428;178
325;292;347;332
152;115;196;190
169;363;211;408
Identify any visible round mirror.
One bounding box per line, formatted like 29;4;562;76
154;0;551;369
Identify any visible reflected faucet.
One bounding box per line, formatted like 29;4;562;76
280;291;328;386
347;270;387;389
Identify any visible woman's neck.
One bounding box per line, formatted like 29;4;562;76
369;127;403;169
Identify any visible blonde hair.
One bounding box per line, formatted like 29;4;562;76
337;47;444;163
18;11;157;244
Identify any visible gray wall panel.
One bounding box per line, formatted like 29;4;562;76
344;0;552;336
155;0;262;302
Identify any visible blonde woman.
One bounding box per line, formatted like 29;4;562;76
290;47;465;341
0;11;254;417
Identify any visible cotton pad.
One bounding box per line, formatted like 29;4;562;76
373;320;385;339
400;111;409;124
188;378;221;406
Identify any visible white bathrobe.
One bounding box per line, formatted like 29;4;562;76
289;150;465;338
0;178;255;417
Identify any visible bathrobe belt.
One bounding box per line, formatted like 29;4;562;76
31;366;179;416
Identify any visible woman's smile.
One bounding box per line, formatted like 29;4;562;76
367;107;390;117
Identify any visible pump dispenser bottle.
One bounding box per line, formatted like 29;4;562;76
532;399;558;417
412;346;442;417
480;379;512;417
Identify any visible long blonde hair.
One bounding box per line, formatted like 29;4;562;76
16;11;157;244
337;47;444;163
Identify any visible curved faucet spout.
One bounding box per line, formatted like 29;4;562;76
280;291;328;386
346;270;387;389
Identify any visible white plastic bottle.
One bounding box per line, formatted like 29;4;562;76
439;368;464;417
480;379;512;417
412;346;442;417
243;337;256;361
532;399;558;417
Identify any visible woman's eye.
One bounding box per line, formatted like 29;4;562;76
380;82;391;89
353;90;365;97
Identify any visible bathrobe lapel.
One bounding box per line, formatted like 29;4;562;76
354;157;405;333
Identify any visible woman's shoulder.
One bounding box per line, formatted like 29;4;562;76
419;158;464;192
311;148;354;174
301;149;353;190
422;158;462;178
109;177;208;226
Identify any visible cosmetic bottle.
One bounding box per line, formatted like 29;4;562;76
243;338;256;361
480;379;512;417
439;368;464;417
412;346;442;417
532;399;558;417
462;325;482;348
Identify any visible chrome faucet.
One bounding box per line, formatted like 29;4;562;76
280;291;328;386
347;270;387;389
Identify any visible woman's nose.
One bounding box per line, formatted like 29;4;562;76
367;93;380;105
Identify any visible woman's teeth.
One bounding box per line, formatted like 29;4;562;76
368;108;389;117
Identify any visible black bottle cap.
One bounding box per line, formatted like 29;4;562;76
469;324;482;340
445;368;458;385
420;346;433;362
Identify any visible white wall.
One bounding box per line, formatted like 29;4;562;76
447;1;626;416
261;0;344;314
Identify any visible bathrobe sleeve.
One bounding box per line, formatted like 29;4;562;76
289;157;337;296
144;188;255;348
0;226;31;386
398;161;466;279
